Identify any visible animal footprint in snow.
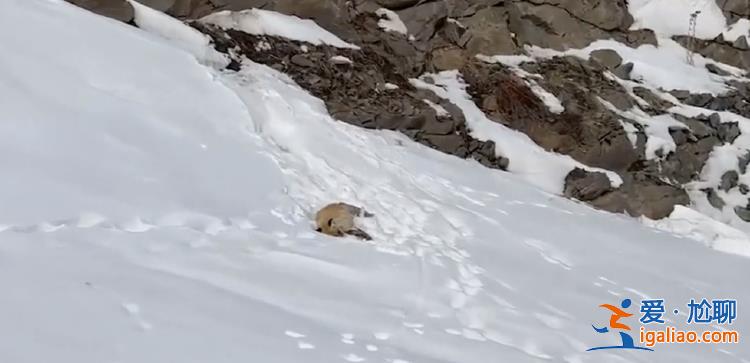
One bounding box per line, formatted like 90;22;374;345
119;218;155;233
37;221;67;232
285;330;306;338
340;333;355;344
342;353;365;362
373;332;390;341
445;328;462;336
121;302;152;331
297;341;315;350
284;330;315;350
76;213;108;228
272;231;289;238
402;322;423;329
402;322;425;334
296;231;317;239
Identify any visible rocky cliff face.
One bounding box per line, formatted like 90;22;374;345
70;0;750;224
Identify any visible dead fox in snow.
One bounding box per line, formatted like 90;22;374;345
315;202;373;240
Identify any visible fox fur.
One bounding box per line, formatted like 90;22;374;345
315;202;373;240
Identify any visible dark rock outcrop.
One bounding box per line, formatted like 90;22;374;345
193;16;510;170
720;170;740;191
589;49;622;70
462;7;518;56
682;91;750;120
735;205;750;222
674;35;750;71
703;188;726;210
612;62;634;80
584;175;689;219
563;168;613;201
68;0;134;22
720;0;750;17
739;151;750;174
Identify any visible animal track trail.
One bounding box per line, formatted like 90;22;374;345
523;238;574;271
341;353;365;362
340;333;356;345
284;330;316;350
0;213;260;236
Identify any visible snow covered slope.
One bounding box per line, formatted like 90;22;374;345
629;0;749;42
629;0;727;39
1;1;749;363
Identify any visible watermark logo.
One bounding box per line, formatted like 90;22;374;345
587;298;654;351
588;298;739;352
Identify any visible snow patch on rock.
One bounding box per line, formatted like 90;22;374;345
127;0;228;68
200;8;359;49
375;8;408;35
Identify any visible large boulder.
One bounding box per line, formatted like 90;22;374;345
720;170;740;191
508;2;609;50
563;168;613;201
67;0;134;22
430;46;467;71
589;49;622;70
630;182;691;219
462;7;518;56
735;205;750;222
68;0;232;21
733;36;749;50
612;62;634;80
657;135;720;183
720;0;750;16
395;1;448;42
739;151;750;174
703;188;726;210
374;0;421;9
599;177;690;219
526;0;633;30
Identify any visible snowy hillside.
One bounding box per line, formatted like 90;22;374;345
1;1;749;363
